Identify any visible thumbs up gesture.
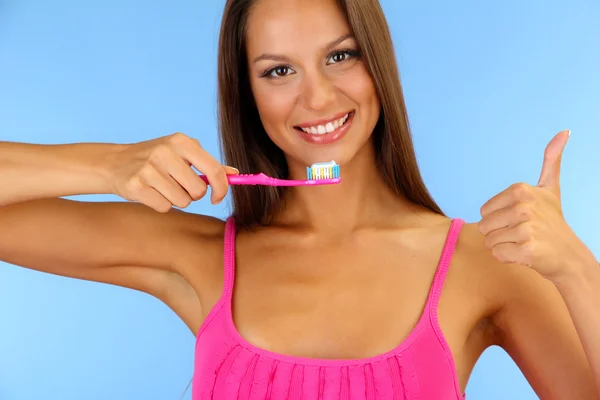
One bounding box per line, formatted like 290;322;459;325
478;130;594;282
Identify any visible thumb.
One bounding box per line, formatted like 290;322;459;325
223;165;240;175
537;129;570;191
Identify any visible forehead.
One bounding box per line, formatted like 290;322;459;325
246;0;350;55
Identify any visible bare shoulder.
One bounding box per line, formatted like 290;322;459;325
455;221;565;321
451;220;561;325
435;220;506;358
167;207;227;238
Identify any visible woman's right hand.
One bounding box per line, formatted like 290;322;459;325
110;132;238;212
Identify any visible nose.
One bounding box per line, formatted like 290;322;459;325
301;70;336;112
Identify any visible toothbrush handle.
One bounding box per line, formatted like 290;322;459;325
199;173;274;186
198;173;339;187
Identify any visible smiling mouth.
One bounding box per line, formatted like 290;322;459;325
294;111;355;135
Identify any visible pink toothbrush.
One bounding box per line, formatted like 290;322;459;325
199;161;341;186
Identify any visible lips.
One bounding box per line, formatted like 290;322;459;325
294;111;355;145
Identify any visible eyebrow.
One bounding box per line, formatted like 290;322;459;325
252;33;355;64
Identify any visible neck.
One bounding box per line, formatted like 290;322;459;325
273;142;417;235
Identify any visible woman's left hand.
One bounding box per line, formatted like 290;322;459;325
477;129;596;282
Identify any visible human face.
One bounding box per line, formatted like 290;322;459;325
245;0;381;173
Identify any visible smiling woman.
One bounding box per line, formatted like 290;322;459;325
218;0;442;229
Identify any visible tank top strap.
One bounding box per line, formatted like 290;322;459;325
427;218;465;314
195;216;237;337
222;216;237;301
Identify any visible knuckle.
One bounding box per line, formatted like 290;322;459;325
477;220;490;236
514;202;532;219
476;220;485;234
517;222;533;237
124;177;144;197
511;182;529;198
170;132;200;148
511;182;535;201
190;183;207;200
149;144;172;164
479;205;487;217
206;165;227;183
138;164;156;181
169;132;188;142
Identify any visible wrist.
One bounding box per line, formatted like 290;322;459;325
552;251;599;292
92;143;129;196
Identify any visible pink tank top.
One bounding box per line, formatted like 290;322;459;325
192;217;466;400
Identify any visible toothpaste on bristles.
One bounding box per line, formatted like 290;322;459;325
306;160;340;180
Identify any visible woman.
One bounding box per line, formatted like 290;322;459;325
1;0;598;398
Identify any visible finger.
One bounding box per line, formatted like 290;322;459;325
480;190;515;218
490;242;522;264
140;165;192;209
537;129;570;193
137;186;174;213
181;146;230;204
480;183;534;218
484;222;532;249
478;202;533;235
223;166;240;175
163;152;208;201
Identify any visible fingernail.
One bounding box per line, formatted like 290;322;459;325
227;166;239;173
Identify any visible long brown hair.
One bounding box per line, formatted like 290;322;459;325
217;0;444;229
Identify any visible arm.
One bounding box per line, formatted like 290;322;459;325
0;141;119;206
492;261;598;399
0;138;228;333
475;131;600;398
553;257;600;396
462;222;598;399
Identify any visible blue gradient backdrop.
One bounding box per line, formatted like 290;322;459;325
1;1;598;399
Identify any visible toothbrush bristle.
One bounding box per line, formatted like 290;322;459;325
306;161;340;180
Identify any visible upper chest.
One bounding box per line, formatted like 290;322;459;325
181;219;508;396
215;222;495;361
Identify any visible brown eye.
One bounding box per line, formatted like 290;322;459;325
326;50;358;65
264;65;295;79
274;67;289;76
332;52;346;63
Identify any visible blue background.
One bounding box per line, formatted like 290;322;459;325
1;1;599;399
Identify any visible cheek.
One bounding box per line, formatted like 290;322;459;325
251;80;298;135
336;64;379;115
351;66;379;108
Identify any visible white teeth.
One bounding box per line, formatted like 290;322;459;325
300;112;351;135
